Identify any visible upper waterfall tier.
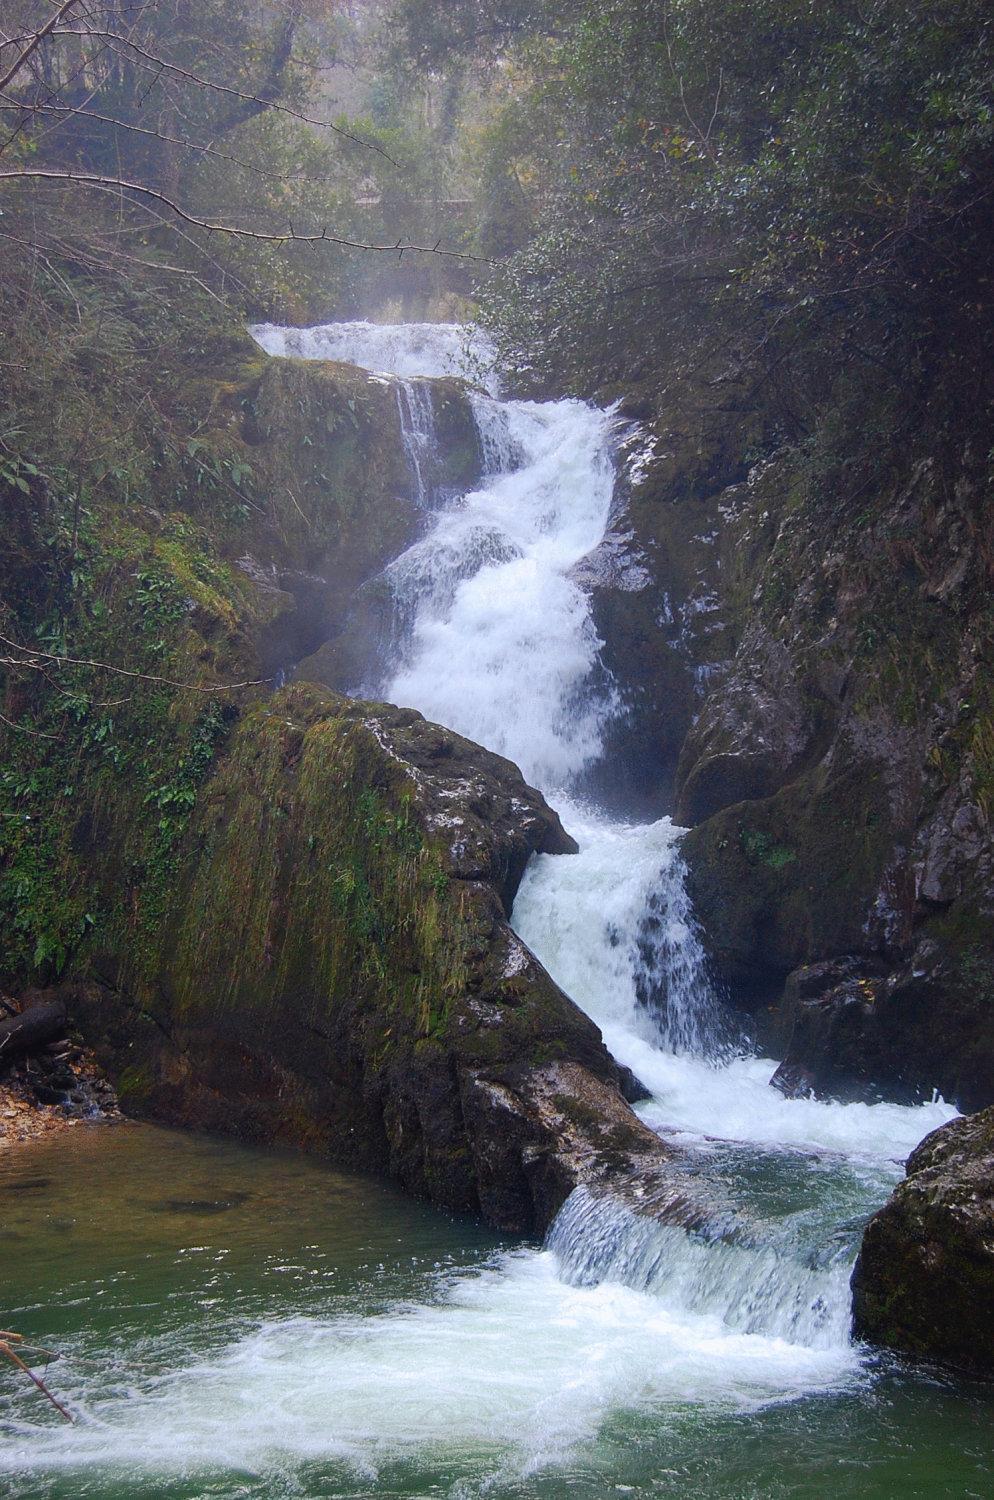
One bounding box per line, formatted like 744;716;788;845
249;319;498;391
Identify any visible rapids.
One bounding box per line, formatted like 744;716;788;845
3;320;978;1497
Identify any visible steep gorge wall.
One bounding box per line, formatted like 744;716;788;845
593;384;994;1111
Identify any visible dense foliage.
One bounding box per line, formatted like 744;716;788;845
396;0;993;443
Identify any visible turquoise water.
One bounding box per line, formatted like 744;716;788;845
3;1123;994;1499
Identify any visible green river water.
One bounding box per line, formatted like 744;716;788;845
2;1123;993;1499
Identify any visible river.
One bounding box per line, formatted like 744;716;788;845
2;321;991;1498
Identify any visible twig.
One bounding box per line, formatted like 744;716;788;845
0;632;268;692
10;24;397;163
0;708;61;739
0;1338;74;1423
0;0;84;95
0;170;492;262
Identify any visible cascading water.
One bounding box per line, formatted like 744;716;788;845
256;320;955;1360
382;389;620;789
4;321;969;1495
393;379;437;506
263;320;956;1335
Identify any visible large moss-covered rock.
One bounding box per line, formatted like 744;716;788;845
851;1107;994;1375
3;310;689;1233
67;682;679;1232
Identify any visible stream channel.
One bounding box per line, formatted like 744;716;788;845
3;322;993;1498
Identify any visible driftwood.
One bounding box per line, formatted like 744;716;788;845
0;1002;66;1065
0;1333;73;1422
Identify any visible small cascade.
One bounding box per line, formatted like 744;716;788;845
248;319;495;388
378;390;620;790
512;807;731;1072
471;391;520;476
634;843;734;1058
394;378;439;506
548;1187;854;1349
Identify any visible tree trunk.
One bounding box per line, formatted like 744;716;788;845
0;1003;67;1066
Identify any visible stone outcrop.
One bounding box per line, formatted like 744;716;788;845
235;357;481;676
588;392;994;1106
63;682;680;1233
852;1107;994;1375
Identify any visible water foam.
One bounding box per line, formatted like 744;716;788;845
381;395;620;790
1;1249;858;1488
513;803;958;1162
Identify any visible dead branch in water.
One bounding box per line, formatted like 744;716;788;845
0;1332;74;1422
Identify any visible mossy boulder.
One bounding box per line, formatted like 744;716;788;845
64;682;681;1232
851;1106;994;1375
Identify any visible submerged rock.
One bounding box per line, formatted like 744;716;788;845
851;1107;994;1376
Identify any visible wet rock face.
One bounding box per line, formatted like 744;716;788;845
772;941;994;1112
288;375;485;699
602;417;994;1105
851;1107;994;1376
66;683;668;1234
769;957;887;1102
577;420;751;819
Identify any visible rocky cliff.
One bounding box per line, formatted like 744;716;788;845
590;383;994;1111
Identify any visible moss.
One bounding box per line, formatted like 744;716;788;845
155;686;468;1046
553;1092;605;1133
428;379;484;492
0;304;458;997
740;828;797;871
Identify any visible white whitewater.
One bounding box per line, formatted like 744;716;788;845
384;393;620;788
29;316;948;1483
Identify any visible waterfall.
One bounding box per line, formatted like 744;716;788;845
247;319;957;1374
6;316;965;1496
394;379;438;506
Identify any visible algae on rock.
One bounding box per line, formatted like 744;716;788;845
69;683;681;1231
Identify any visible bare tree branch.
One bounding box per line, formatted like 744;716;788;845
0;632;268;692
0;168;493;261
0;0;84;94
0;100;312;183
3;24;398;163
